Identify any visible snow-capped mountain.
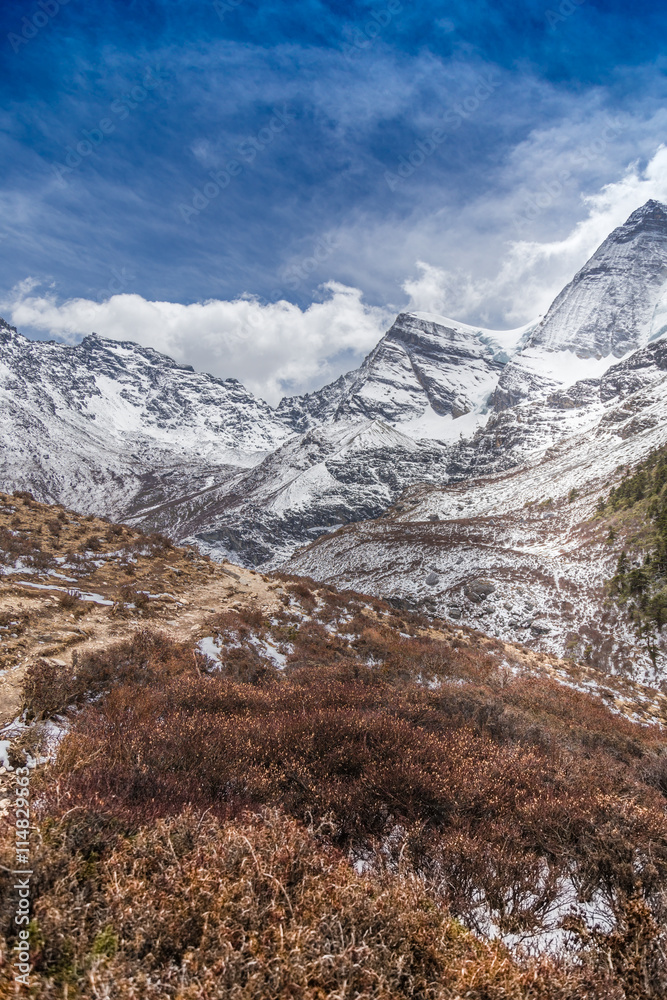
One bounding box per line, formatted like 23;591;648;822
277;311;528;436
0;306;528;564
492;199;667;410
287;337;667;674
531;199;667;357
1;200;667;654
0;322;292;518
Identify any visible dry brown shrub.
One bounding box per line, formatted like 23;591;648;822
82;534;102;552
40;661;667;973
11;611;667;996
22;631;197;719
145;530;175;553
283;619;357;668
0;809;611;999
21;658;75;720
57;589;81;610
118;585;150;611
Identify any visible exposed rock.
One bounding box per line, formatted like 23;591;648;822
3;203;667;678
465;579;497;603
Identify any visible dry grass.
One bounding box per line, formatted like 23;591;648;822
3;625;664;996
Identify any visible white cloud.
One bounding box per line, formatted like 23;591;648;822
403;144;667;325
5;147;667;403
1;280;392;405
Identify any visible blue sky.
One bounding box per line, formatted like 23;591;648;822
2;0;667;399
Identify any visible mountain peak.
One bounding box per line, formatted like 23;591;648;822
525;200;667;359
80;332;102;347
0;317;19;340
625;197;667;220
610;199;667;241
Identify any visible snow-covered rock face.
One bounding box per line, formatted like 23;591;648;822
491;200;667;411
0;323;292;517
187;419;451;566
286;341;667;676
0;325;290;459
278;312;529;438
531;199;667;358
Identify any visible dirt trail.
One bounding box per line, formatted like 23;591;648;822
0;563;283;730
2;490;665;736
0;490;294;730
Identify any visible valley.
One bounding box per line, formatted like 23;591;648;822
2;201;667;674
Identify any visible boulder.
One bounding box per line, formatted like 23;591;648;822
531;622;551;635
464;579;496;603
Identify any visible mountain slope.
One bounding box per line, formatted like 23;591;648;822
492;199;667;411
286;339;667;675
530;199;667;357
0;313;527;564
3;494;667;1000
0;320;293;519
183;419;450;564
278;311;528;436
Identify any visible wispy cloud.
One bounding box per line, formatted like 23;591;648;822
2;0;667;377
403;144;667;325
6;143;667;406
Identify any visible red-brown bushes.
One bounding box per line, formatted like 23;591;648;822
14;615;667;996
22;630;200;719
283;619;357;667
0;523;55;568
0;809;609;999
40;658;667;978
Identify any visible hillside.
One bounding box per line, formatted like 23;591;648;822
2;495;667;996
286;339;667;677
601;443;667;666
2;201;667;994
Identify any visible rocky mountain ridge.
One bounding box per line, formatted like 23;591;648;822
491;199;667;412
529;199;667;358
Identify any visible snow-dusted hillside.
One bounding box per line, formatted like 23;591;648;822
180;420;451;565
0;308;531;562
286;339;667;674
